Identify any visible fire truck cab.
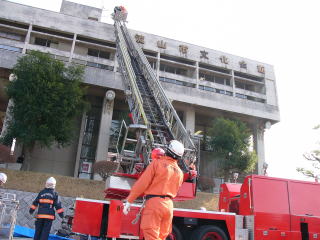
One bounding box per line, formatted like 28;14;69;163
72;175;320;240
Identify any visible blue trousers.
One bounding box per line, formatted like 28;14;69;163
34;218;53;240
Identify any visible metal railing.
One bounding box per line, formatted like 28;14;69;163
114;21;154;144
120;23;197;159
113;10;198;165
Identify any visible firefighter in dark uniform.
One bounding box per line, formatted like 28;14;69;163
29;177;64;240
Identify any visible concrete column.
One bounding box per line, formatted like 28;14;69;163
73;112;87;177
184;106;195;134
69;33;77;62
196;61;199;88
156;52;160;79
22;23;32;54
231;69;235;96
95;90;115;162
253;123;265;175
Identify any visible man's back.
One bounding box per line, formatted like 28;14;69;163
144;156;183;198
127;156;183;203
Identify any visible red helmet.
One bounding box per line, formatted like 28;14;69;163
151;148;165;160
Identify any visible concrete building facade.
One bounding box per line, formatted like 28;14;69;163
0;0;279;181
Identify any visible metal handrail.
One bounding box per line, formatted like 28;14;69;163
114;22;154;143
121;23;196;155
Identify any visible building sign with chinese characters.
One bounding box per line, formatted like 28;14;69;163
200;50;209;60
179;45;188;55
239;61;247;69
157;40;166;49
220;55;229;64
257;65;265;74
135;34;145;44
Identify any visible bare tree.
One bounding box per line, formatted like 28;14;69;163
93;160;123;181
297;125;320;180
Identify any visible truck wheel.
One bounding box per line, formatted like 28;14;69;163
191;225;228;240
166;225;183;240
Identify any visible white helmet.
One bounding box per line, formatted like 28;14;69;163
167;140;184;158
0;173;7;185
45;177;56;189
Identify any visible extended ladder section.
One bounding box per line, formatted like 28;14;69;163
105;9;198;200
114;9;197;165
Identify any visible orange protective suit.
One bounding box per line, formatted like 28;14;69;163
126;155;183;240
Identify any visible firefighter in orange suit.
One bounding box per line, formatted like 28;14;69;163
29;177;64;240
123;140;184;240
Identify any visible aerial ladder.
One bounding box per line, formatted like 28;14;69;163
105;7;199;200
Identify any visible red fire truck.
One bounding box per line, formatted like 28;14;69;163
72;7;320;240
72;174;320;240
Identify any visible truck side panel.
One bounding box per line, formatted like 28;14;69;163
252;177;291;232
107;200;123;238
241;175;320;240
72;199;104;236
288;181;320;238
73;199;142;239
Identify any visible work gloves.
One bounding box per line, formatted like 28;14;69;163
183;170;198;181
123;201;131;215
29;209;35;215
189;170;197;179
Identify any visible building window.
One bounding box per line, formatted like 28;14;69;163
225;91;233;96
235;81;256;92
88;48;99;57
159;76;195;88
199;85;215;92
0;44;22;53
235;81;245;89
198;85;232;96
87;62;114;71
0;31;24;41
234;71;263;83
78;106;101;179
199;72;231;86
215;76;225;85
235;93;265;103
34;37;52;47
247;96;266;103
216;89;226;94
88;48;111;60
99;51;110;59
159;63;187;77
235;93;247;99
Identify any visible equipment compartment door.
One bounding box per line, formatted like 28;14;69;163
72;200;104;237
252;177;291;233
